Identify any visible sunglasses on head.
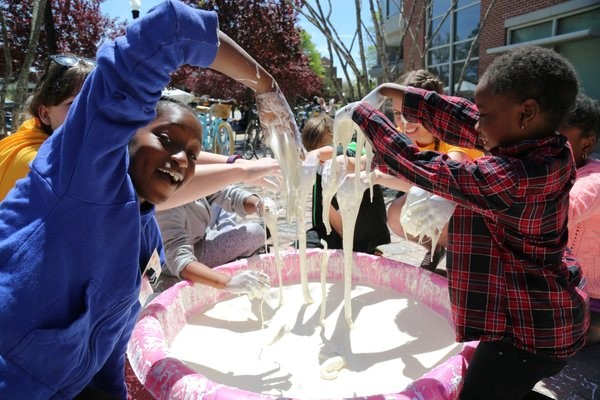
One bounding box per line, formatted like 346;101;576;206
49;54;96;68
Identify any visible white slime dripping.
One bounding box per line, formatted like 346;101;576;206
263;197;284;306
319;239;330;324
297;153;320;303
320;112;374;327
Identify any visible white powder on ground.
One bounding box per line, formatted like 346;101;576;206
169;282;461;399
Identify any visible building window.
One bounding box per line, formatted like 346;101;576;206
386;0;401;18
427;0;480;97
510;21;553;43
507;5;600;100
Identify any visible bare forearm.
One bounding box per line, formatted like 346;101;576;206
374;170;413;192
210;31;274;95
329;206;343;236
157;164;253;210
180;260;230;289
244;194;262;215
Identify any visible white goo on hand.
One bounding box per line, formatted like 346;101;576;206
400;186;455;254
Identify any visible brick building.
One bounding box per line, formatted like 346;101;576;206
371;0;600;100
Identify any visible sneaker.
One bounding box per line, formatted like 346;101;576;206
420;247;446;272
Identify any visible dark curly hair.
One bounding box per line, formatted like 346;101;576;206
155;96;196;118
481;45;579;130
562;93;600;140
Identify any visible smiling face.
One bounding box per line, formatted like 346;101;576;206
128;103;202;205
473;80;524;151
392;98;434;146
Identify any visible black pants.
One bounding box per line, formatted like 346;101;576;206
74;386;119;400
460;340;567;400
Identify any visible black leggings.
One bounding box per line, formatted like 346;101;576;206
460;340;567;400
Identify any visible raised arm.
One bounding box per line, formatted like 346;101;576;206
209;32;275;95
365;84;481;150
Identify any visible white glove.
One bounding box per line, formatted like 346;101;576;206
400;186;455;250
361;86;387;109
255;90;302;150
225;270;270;299
334;101;359;121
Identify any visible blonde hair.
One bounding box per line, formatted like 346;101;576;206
301;113;333;151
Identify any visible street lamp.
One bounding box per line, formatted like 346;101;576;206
131;0;141;19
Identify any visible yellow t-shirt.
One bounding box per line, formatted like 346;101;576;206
417;139;483;161
0;118;48;201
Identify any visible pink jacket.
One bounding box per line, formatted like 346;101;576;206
568;158;600;299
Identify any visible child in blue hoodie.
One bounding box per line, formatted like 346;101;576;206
0;1;294;398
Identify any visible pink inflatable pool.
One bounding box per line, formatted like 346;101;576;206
127;249;477;400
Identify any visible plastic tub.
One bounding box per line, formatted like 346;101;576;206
127;249;477;399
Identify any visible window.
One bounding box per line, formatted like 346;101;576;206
386;0;401;18
508;5;600;100
427;0;480;97
510;21;552;44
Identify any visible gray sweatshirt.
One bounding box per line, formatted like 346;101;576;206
156;185;255;277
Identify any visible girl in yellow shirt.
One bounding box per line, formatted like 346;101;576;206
0;54;94;201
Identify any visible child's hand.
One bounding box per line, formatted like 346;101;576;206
255;90;302;151
226;270;270;299
239;157;282;186
362;87;387;109
377;83;407;111
306;146;334;164
335;101;359;121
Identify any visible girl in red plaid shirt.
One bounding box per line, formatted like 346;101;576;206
343;46;589;399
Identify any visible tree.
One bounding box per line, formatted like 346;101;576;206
301;30;324;78
171;0;322;105
0;0;124;135
291;0;372;103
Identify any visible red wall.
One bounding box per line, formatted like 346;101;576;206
479;0;565;74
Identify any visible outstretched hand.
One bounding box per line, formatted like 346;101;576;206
334;101;360;122
370;83;407;111
225;270;270;299
255;90;303;154
240;157;283;192
361;86;388;109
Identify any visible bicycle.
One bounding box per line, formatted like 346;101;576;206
242;107;271;159
196;98;235;155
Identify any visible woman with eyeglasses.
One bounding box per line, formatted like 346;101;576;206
0;0;295;398
376;70;483;272
0;54;94;201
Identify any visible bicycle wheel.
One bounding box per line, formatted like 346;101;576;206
214;121;235;155
253;128;269;158
243;122;259;159
202;130;214;152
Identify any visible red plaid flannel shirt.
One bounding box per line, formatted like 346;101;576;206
352;88;589;358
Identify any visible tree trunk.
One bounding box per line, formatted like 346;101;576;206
45;0;57;55
454;0;496;96
12;0;48;130
0;7;13;138
293;0;370;102
354;0;369;97
368;0;390;84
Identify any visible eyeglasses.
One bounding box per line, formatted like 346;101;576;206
393;109;409;124
49;54;96;68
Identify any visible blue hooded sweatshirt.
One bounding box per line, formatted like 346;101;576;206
0;1;219;398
